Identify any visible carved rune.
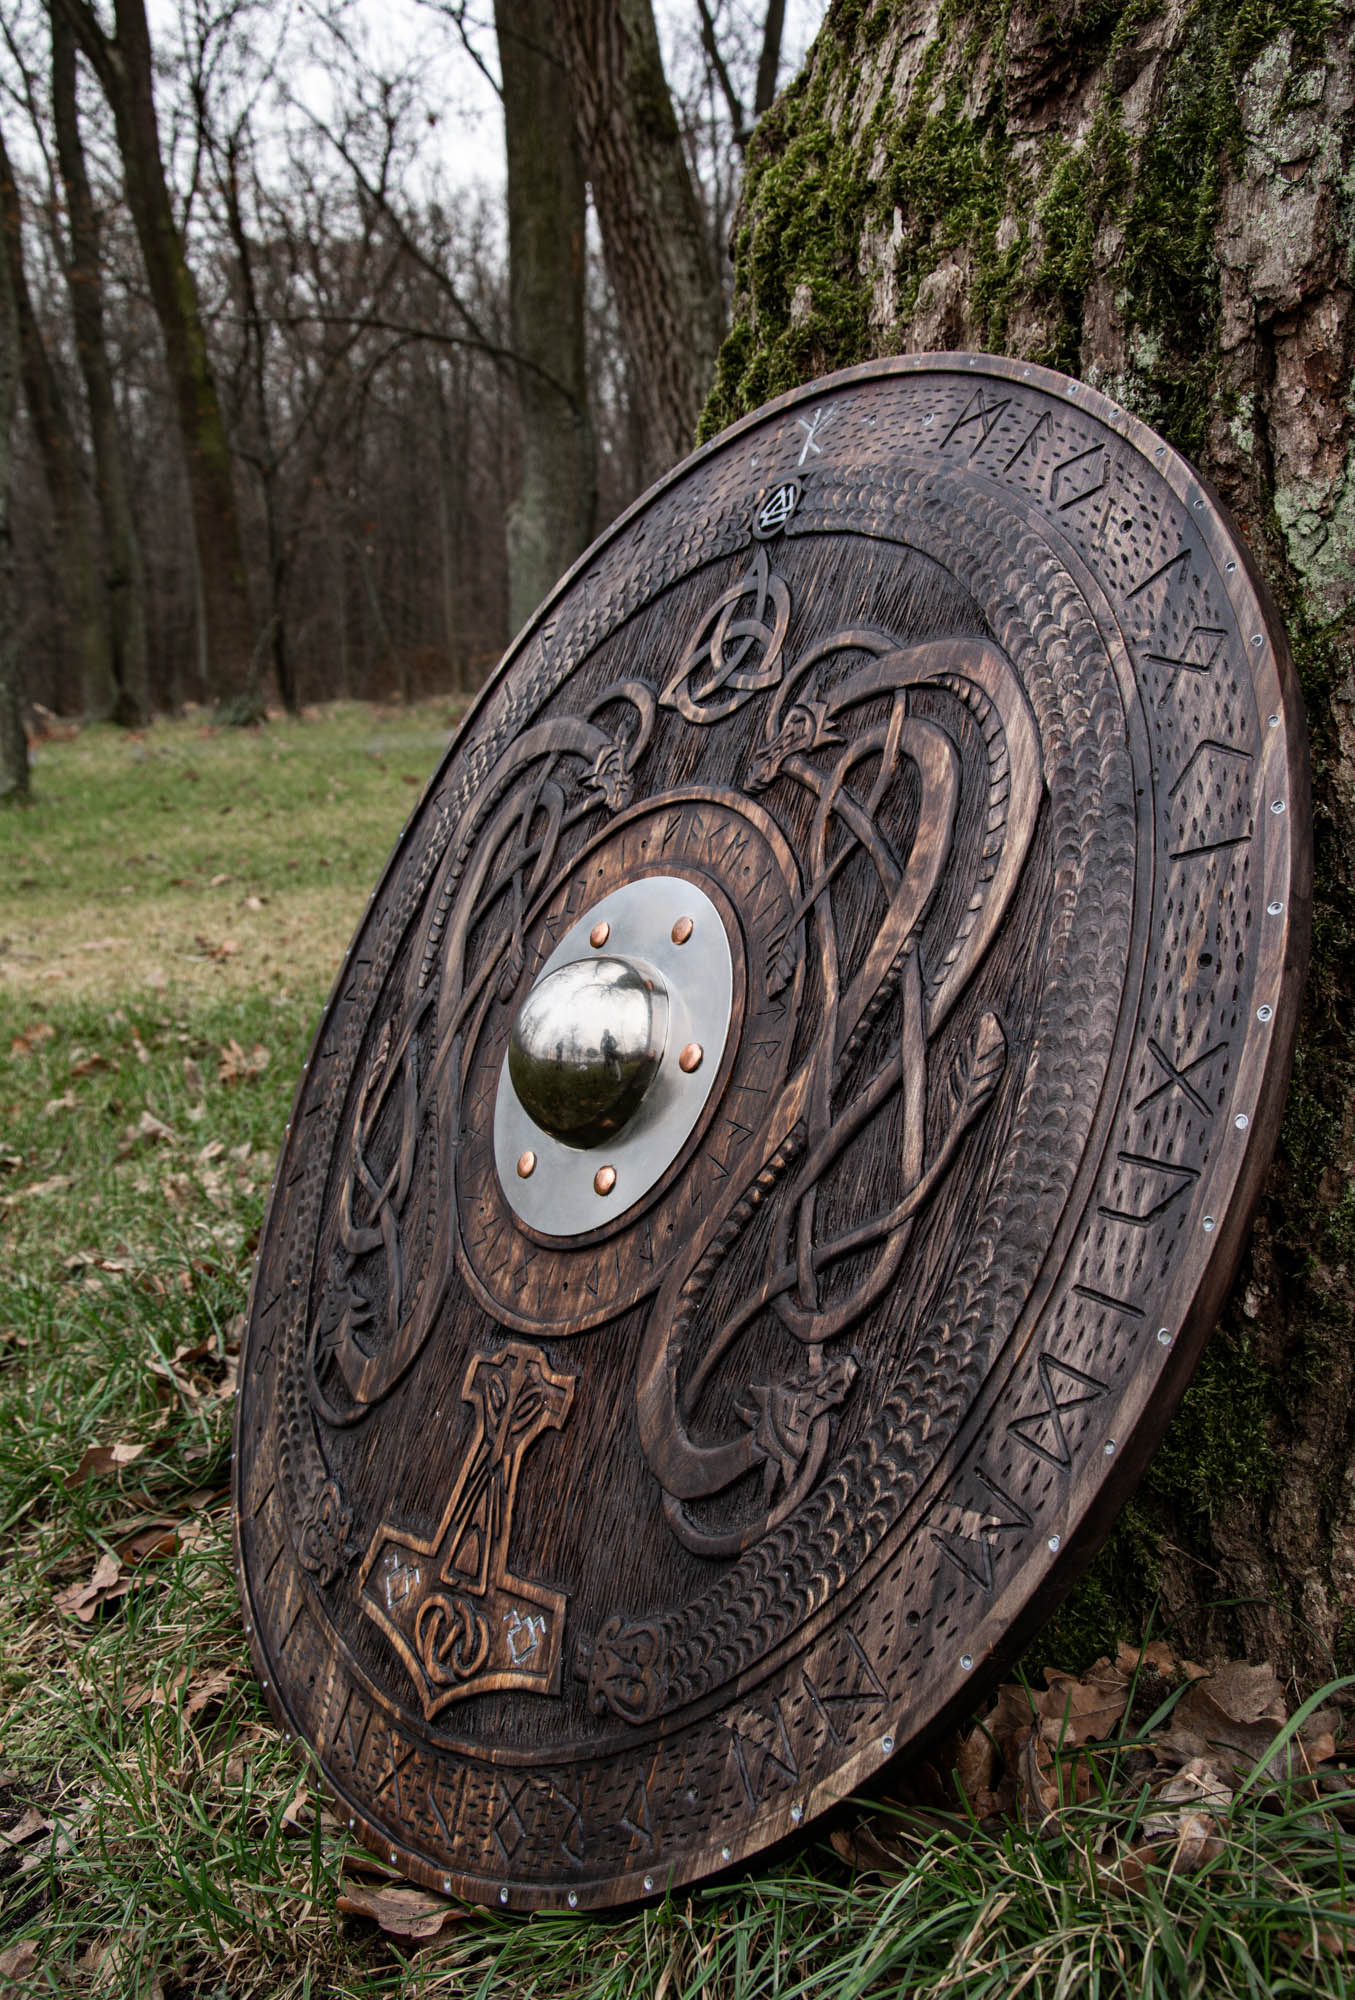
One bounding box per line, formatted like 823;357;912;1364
357;1343;575;1718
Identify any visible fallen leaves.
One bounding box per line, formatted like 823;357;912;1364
863;1640;1355;1899
0;1939;39;1981
217;1037;269;1083
9;1021;55;1058
65;1440;147;1487
336;1877;468;1942
53;1550;129;1622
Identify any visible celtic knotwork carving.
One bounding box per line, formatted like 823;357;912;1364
305;681;655;1426
296;1475;353;1586
660;544;791;723
633;630;1041;1562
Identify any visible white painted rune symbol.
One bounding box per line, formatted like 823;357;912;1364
756;482;800;536
503;1608;546;1664
382;1546;419;1609
796;404;838;466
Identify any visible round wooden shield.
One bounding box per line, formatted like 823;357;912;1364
234;355;1310;1911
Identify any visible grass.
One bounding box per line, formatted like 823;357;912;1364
1;702;1353;1997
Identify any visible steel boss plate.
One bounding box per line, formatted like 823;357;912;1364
234;355;1310;1910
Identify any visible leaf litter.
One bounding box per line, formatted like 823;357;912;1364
840;1640;1352;1897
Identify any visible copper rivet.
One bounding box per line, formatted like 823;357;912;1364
679;1042;703;1074
590;921;610;949
594;1164;617;1196
516;1150;536;1179
671;915;694;945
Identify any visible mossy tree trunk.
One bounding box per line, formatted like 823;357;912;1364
704;0;1355;1684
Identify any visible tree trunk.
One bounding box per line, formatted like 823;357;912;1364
51;4;150;727
0;154;28;801
556;0;725;476
706;0;1355;1686
0;118;115;723
57;0;257;708
494;0;598;635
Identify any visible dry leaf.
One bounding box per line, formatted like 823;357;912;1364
9;1022;55;1058
218;1038;270;1083
70;1051;109;1077
829;1821;905;1875
183;1056;205;1097
0;1939;39;1980
53;1550;129;1622
1;1173;72;1207
336;1881;466;1940
117;1109;177;1156
0;1808;50;1850
42;1091;77;1117
66;1441;147;1487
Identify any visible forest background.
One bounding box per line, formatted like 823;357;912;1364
0;0;820;751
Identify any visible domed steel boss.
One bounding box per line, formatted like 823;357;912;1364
493;876;734;1235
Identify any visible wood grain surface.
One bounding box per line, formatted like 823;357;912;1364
233;355;1311;1911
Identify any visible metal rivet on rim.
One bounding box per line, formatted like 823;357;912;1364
1155;444;1166;457
349;1818;355;1830
924;413;935;425
1203;1216;1216;1232
881;1734;895;1753
791;1802;804;1823
443;1879;451;1894
1258;1004;1273;1022
1252;633;1264;648
679;1042;703;1074
671;914;694;945
389;1851;397;1864
643;1875;654;1893
1271;799;1287;815
1022;366;1032;376
1268;713;1280;728
589;920;610;949
516;1150;536;1179
1235;1112;1249;1130
1048;1534;1061;1552
721;1845;732;1861
1158;1327;1172;1346
1225;559;1237;572
1193;497;1204;509
499;1887;509;1905
567;1890;578;1908
750;455;761;469
594;1164;617;1196
1268;900;1284;916
961;1654;974;1671
1104;1439;1116;1455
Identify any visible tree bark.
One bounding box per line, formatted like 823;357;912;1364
0;118;115;722
495;0;597;634
50;4;149;727
555;0;724;476
0;146;28;801
56;0;257;708
708;0;1355;1685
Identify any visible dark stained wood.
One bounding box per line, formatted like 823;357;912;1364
234;355;1311;1911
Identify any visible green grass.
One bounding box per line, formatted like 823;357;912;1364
1;706;1353;1996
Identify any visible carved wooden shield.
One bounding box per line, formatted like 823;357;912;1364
234;355;1310;1911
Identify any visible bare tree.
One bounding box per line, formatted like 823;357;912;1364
555;0;724;475
56;0;257;707
0;128;27;798
50;1;148;724
495;0;596;631
0;111;114;719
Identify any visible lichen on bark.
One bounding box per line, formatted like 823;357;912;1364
706;0;1355;1683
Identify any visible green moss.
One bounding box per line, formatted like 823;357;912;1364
1028;1504;1160;1674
